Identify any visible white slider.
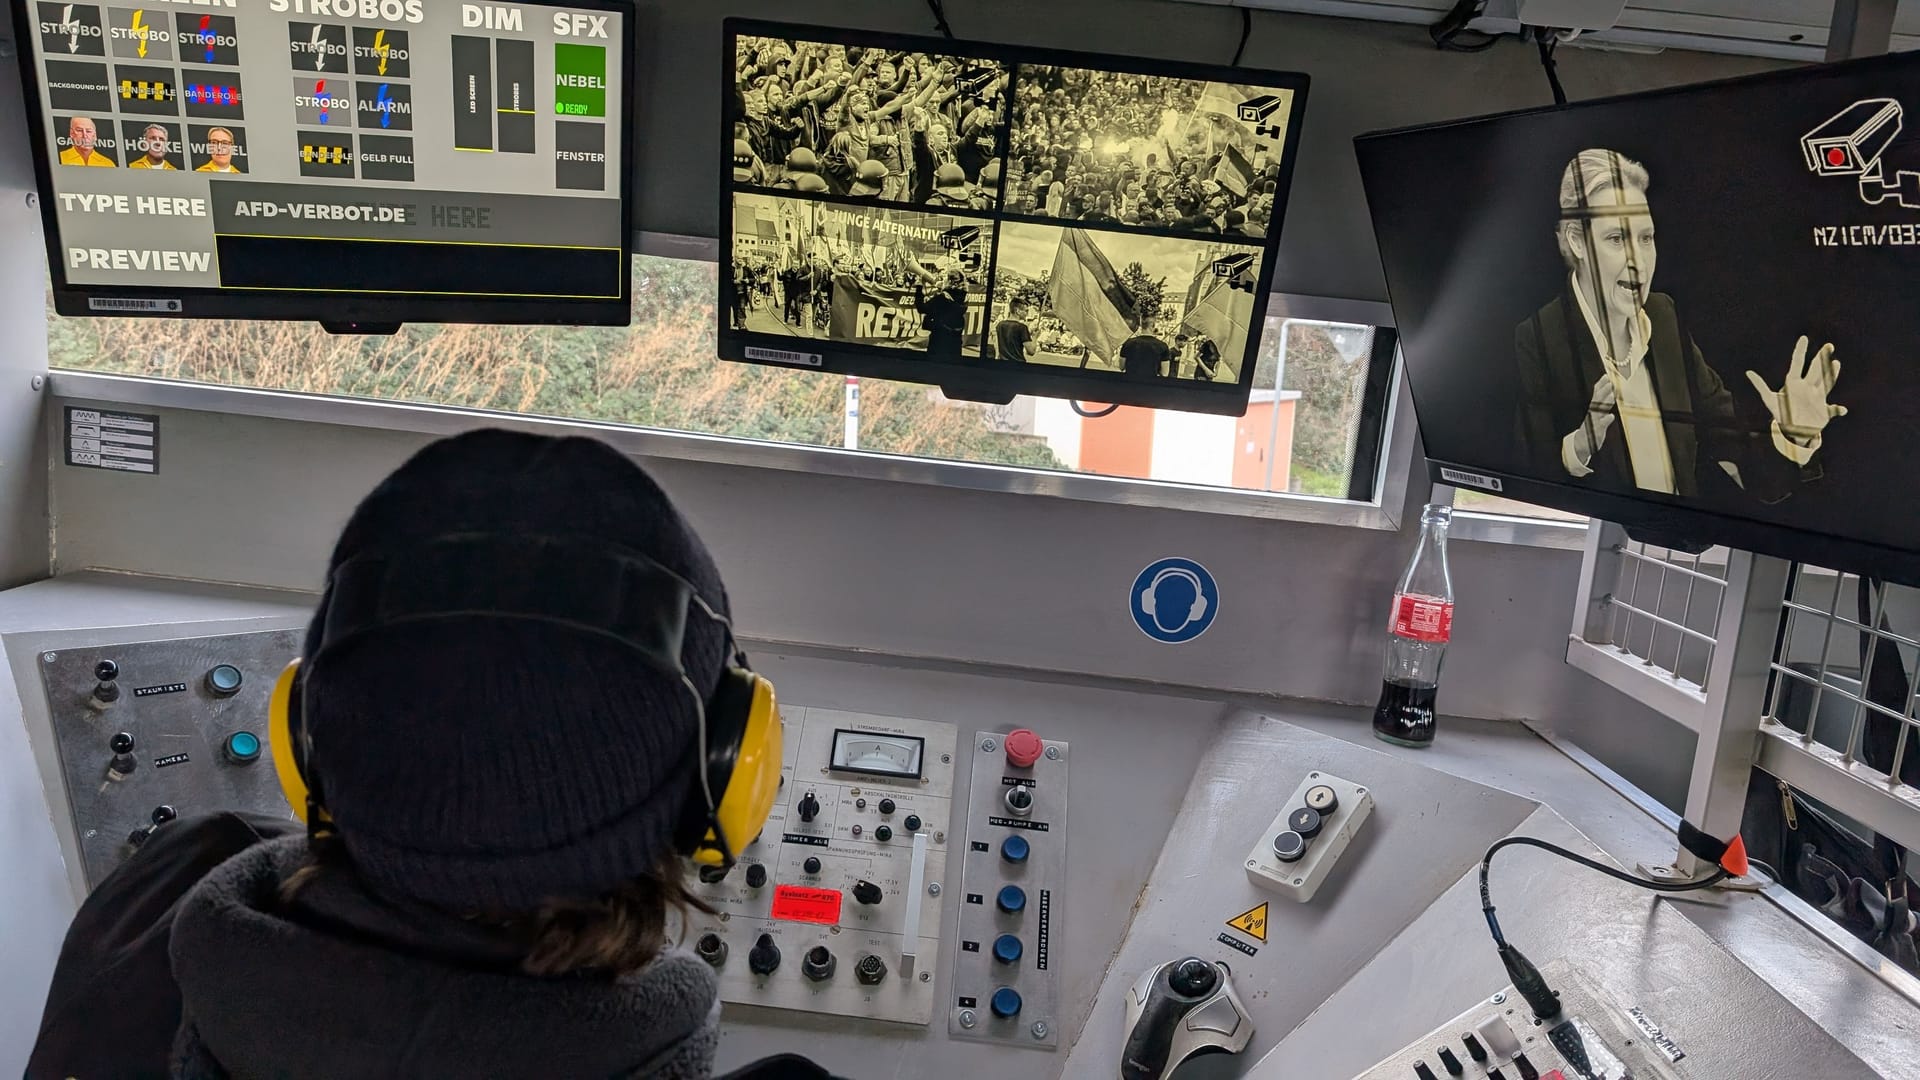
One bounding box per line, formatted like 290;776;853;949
901;830;929;977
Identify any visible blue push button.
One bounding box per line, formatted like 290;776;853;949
990;986;1023;1019
223;731;261;764
1000;835;1030;864
992;934;1023;965
996;884;1026;914
206;664;243;696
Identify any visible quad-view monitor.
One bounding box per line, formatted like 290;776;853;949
12;0;634;326
1359;52;1920;584
721;19;1309;416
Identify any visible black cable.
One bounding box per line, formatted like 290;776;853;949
925;0;955;40
1429;0;1502;52
1071;401;1120;419
1480;835;1727;1021
1537;34;1568;105
1231;6;1252;66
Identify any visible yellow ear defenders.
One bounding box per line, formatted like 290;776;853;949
266;532;782;869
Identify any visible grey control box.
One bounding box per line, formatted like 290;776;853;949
683;707;958;1026
949;728;1068;1050
39;630;301;887
1245;772;1373;903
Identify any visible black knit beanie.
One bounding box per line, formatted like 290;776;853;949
299;430;731;912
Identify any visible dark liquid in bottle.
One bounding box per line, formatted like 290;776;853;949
1372;678;1437;747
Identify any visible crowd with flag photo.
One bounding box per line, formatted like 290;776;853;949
1007;69;1285;238
991;225;1260;384
729;36;1008;210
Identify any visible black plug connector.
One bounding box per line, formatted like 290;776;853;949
1497;942;1562;1021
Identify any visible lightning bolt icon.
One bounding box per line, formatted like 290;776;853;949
377;83;392;128
374;30;389;76
131;10;147;58
63;4;78;52
199;15;214;63
315;79;329;124
311;25;326;70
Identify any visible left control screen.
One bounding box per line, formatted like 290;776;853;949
12;0;633;324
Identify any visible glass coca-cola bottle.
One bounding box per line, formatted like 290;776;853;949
1373;504;1455;748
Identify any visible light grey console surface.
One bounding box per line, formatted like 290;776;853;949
3;574;1915;1080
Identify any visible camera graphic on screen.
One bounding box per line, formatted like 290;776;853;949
1238;94;1285;139
1802;97;1920;209
1213;252;1256;292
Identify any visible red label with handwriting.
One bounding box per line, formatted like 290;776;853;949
1391;594;1453;642
770;885;843;925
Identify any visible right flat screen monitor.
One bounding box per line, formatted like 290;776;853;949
1358;53;1920;584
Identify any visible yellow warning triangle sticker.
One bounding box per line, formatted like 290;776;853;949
1225;901;1269;943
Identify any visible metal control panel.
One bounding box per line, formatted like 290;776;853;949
949;728;1069;1050
38;630;300;886
685;707;958;1026
1351;961;1690;1080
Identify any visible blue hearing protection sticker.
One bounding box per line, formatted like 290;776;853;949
1131;558;1219;644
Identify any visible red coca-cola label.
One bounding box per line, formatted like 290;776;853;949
1391;594;1453;642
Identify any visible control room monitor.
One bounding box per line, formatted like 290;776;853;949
11;0;635;328
720;19;1309;416
1358;52;1920;585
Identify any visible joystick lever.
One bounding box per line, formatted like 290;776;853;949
1120;957;1253;1080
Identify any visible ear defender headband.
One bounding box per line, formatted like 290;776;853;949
267;533;782;870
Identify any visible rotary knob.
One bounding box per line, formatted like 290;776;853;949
797;792;820;823
747;934;781;975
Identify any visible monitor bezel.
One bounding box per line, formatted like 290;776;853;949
720;17;1311;417
11;0;639;327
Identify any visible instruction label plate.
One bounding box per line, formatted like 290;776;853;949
66;407;160;475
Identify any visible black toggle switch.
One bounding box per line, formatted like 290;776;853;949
151;805;176;825
797;792;821;823
1488;1071;1506;1080
1437;1047;1463;1076
1414;1064;1439;1080
110;731;135;754
745;863;767;889
803;856;822;874
875;825;893;842
904;814;922;832
1514;1054;1539;1080
107;753;138;781
748;933;781;975
1462;1034;1487;1063
92;660;120;704
877;798;895;815
852;880;883;906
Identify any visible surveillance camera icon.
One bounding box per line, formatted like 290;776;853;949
1239;94;1285;139
1803;98;1903;176
1213;253;1257;293
1803;98;1920;208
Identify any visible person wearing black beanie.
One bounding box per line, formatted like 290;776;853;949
28;430;839;1080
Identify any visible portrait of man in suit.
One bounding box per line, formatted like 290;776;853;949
1514;148;1849;500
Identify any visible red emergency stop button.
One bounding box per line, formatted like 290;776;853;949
1004;729;1044;768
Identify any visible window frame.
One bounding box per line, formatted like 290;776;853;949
45;234;1419;529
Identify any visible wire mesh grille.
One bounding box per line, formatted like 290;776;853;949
1763;569;1920;794
1594;540;1729;691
